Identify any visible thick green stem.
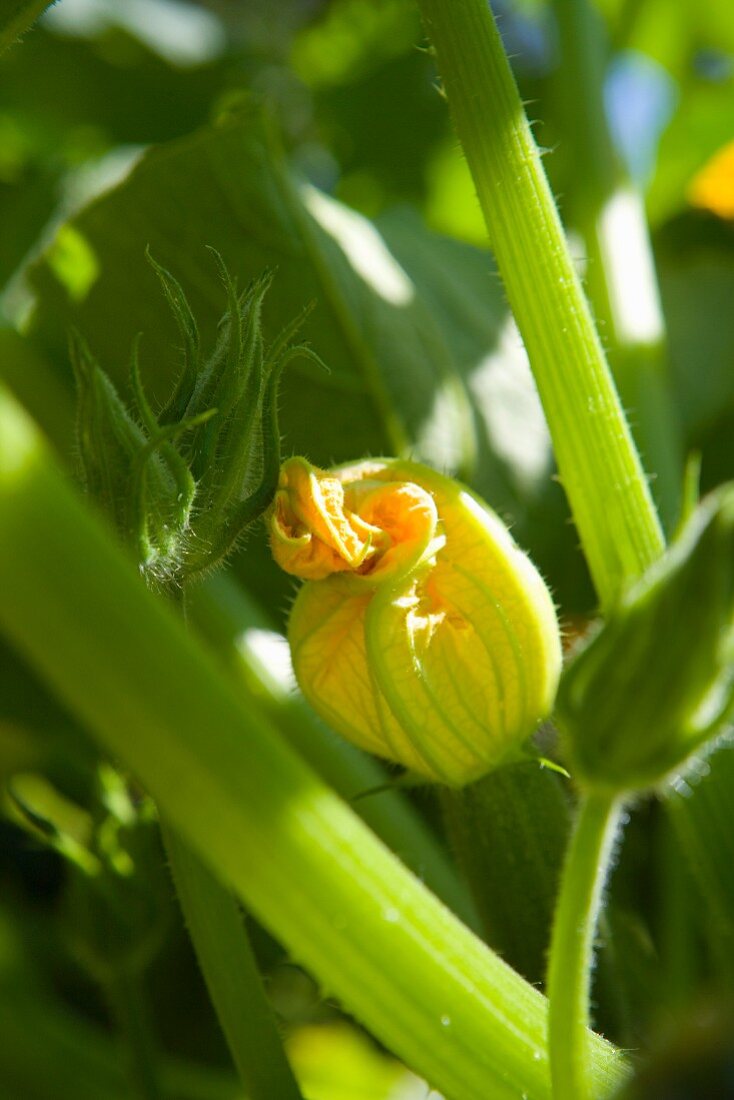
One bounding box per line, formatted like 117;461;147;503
417;0;665;608
163;580;301;1099
546;792;623;1100
163;825;303;1100
0;388;627;1100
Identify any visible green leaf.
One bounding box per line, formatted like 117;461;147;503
28;104;472;478
0;987;242;1100
666;740;734;948
0;23;229;143
440;761;570;986
0;633;90;780
658;227;734;442
0;329;75;455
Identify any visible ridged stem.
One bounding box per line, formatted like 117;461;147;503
417;0;665;609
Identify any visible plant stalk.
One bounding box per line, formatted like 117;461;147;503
546;791;624;1100
160;586;302;1100
416;0;665;609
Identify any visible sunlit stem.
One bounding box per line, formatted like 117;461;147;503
159;590;303;1100
416;0;665;609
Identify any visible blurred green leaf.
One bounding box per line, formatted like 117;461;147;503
316;50;447;205
0;0;55;55
613;995;734;1100
0;160;57;291
661;245;734;438
666;741;734;952
0;987;243;1100
0;26;229;146
0;632;90;781
601;0;734;73
656;216;734;489
0;329;75;454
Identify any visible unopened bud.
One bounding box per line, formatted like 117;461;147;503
269;457;562;786
72;252;312;587
558;486;734;793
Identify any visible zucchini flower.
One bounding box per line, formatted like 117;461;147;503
269;457;562;786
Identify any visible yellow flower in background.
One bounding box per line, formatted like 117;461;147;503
269;457;562;786
689;140;734;220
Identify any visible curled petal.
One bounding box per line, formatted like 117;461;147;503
269;457;382;580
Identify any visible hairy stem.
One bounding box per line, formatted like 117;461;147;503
417;0;665;608
546;792;624;1099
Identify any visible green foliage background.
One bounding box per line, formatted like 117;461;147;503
1;1;734;1097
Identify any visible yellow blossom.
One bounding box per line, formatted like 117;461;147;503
269;456;562;786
